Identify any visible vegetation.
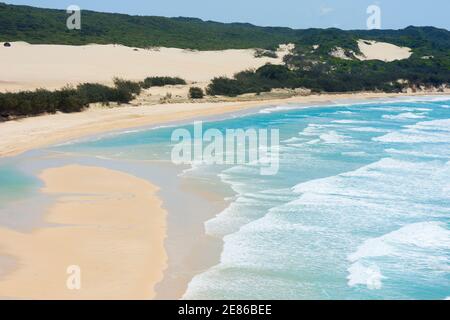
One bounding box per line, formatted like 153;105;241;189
254;49;278;58
2;3;447;53
141;77;186;89
189;87;204;99
207;26;450;96
208;55;450;96
0;3;448;109
0;79;142;119
113;78;142;96
0;2;294;50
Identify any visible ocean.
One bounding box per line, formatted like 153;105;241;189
1;96;449;299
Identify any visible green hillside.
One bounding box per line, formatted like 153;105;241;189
0;2;297;50
1;2;449;52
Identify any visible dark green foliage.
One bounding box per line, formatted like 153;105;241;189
206;77;246;97
77;83;118;104
208;54;450;96
0;2;295;50
142;77;187;89
113;78;142;96
254;49;278;58
189;87;204;99
0;87;87;118
207;65;300;96
4;2;447;53
0;80;142;119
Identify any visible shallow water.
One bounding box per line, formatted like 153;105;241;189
1;96;449;299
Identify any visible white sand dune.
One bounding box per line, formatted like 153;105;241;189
356;39;412;62
0;42;287;92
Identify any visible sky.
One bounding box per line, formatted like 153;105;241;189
4;0;450;30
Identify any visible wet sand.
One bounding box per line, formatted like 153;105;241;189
0;165;167;299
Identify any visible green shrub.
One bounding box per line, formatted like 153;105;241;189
206;77;244;96
189;87;204;99
254;49;278;58
113;78;142;95
0;79;142;119
142;76;186;88
77;83;117;104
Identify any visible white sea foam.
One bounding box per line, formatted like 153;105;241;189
319;131;350;144
259;105;298;114
334;111;353;115
385;148;450;159
341;151;368;157
374;119;450;143
292;158;450;207
282;136;303;143
370;106;431;112
349;222;450;262
347;262;384;290
347;127;389;133
382;112;427;120
332;120;369;124
347;222;450;290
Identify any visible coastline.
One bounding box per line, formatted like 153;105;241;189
0;91;449;300
0;165;167;299
1;91;449;159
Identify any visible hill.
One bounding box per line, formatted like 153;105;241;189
1;2;449;52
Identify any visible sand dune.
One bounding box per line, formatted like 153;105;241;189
0;42;287;92
356;39;412;62
0;165;167;300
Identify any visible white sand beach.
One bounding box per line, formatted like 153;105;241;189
0;165;167;300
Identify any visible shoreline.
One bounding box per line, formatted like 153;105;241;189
0;165;167;299
1;91;449;159
0;92;448;299
154;168;231;299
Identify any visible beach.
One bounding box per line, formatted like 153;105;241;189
0;93;449;300
1;91;448;159
0;165;167;299
0;41;449;300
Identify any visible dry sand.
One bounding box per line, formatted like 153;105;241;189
356;39;412;62
0;165;167;300
0;42;287;92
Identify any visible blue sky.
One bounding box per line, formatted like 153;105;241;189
4;0;450;30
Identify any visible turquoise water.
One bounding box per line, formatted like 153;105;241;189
3;96;450;299
0;164;39;207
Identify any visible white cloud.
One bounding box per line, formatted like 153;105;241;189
319;5;334;16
